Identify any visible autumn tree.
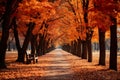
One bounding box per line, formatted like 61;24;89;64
92;0;120;70
14;0;55;62
90;11;112;65
67;0;95;62
0;0;21;69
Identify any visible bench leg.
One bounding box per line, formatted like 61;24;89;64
36;59;38;63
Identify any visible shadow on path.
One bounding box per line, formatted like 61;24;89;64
39;49;74;80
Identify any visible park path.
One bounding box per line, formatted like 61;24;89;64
1;49;119;80
40;48;74;80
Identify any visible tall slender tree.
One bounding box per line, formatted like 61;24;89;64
110;17;117;70
98;29;106;65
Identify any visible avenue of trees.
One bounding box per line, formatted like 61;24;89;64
0;0;120;71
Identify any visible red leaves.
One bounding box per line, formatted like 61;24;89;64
93;0;118;16
88;10;112;32
89;0;119;32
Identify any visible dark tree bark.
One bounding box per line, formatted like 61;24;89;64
71;41;74;54
87;39;92;62
71;41;77;55
45;38;50;53
0;24;9;68
109;17;117;71
62;44;70;52
30;34;37;63
20;22;35;63
40;35;45;55
77;38;82;57
37;34;44;56
14;22;35;63
7;41;11;51
67;44;70;52
74;41;77;55
81;0;89;59
42;34;46;55
81;41;87;59
67;44;71;52
13;18;23;62
98;29;106;65
0;0;21;69
44;39;48;53
86;28;93;62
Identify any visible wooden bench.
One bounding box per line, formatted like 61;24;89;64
26;52;38;64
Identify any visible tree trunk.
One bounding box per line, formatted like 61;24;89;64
44;40;48;53
40;35;44;55
13;18;23;62
0;28;9;69
14;28;23;62
74;41;77;55
20;22;35;62
31;35;37;64
86;28;93;62
31;35;37;55
81;0;89;59
7;41;11;51
42;35;46;55
76;38;82;57
37;34;44;56
71;41;74;54
87;39;92;62
109;17;117;71
0;0;15;69
98;29;106;65
0;0;22;69
67;44;71;52
81;41;87;59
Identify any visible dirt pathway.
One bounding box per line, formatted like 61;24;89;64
0;49;120;80
40;48;74;80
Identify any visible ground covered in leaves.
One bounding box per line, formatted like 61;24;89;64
0;49;120;80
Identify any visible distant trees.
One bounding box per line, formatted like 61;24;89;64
63;0;120;71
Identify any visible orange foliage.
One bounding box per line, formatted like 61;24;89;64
67;0;88;40
47;2;79;46
89;0;120;42
93;0;119;17
117;13;120;25
16;0;55;35
88;11;112;32
15;0;119;46
92;27;110;42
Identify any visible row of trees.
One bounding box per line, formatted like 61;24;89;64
62;0;120;71
0;0;120;71
0;0;56;68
